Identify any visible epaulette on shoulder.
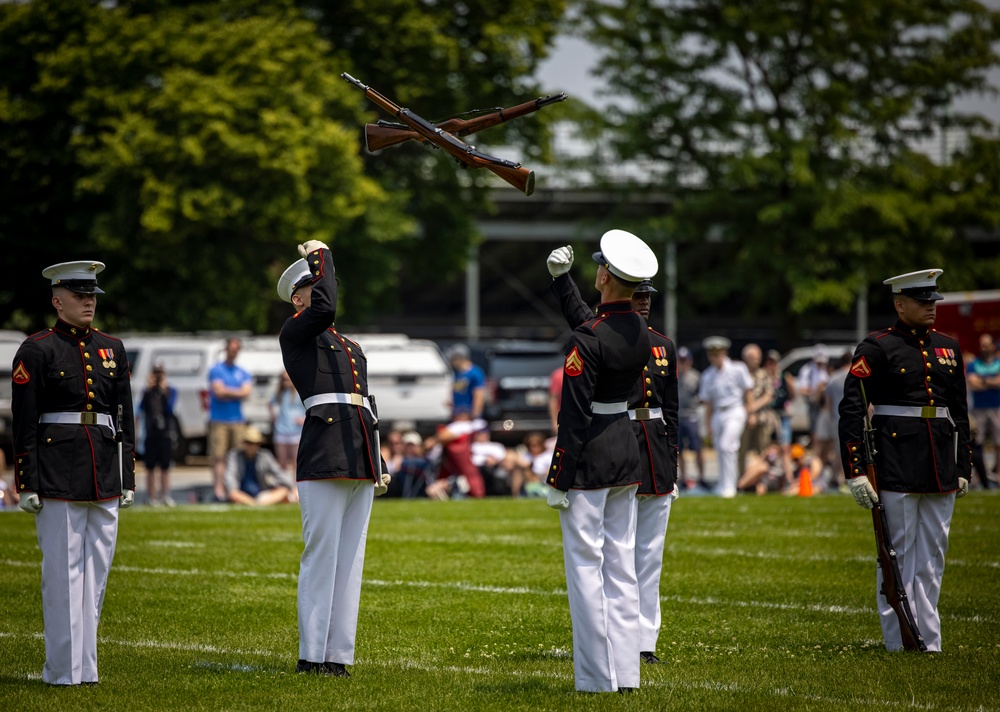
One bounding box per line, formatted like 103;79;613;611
647;325;671;342
872;327;894;340
29;328;53;341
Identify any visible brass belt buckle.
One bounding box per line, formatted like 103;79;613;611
634;407;651;421
350;393;364;406
80;412;98;425
920;406;936;418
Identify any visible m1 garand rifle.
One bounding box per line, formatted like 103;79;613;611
364;93;567;152
341;73;537;196
859;382;927;651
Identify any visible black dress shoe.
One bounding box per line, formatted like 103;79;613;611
82;681;99;686
322;662;350;678
296;659;321;673
618;687;637;694
640;651;661;664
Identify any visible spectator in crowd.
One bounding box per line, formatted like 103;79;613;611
699;336;754;498
139;363;178;506
0;451;19;507
398;432;434;498
967;333;1000;486
764;349;796;456
446;343;486;420
424;412;487;500
471;424;510;495
208;337;253;501
797;345;830;447
381;429;406;476
822;352;852;489
270;371;305;477
224;427;295;506
511;431;553;498
676;346;706;489
738;343;775;476
548;364;564;433
738;443;791;495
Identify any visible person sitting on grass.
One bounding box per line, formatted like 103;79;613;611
224;426;296;505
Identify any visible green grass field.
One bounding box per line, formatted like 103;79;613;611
1;491;998;711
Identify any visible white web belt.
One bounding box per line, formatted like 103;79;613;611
872;405;954;427
302;392;371;413
591;401;628;415
39;411;114;432
628;407;663;421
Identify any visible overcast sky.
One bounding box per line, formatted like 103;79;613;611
536;28;1000;123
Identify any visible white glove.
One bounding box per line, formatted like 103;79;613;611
18;493;42;514
375;472;391;497
670;483;680;502
956;477;969;499
847;476;879;509
119;489;135;509
546;486;569;510
298;240;329;258
546;246;574;278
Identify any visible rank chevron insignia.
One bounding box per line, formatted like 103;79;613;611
564;347;584;377
12;360;30;384
850;356;871;378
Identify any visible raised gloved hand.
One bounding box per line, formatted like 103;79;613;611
119;490;135;509
18;492;42;514
670;483;680;502
375;472;391;497
546;246;574;278
847;476;879;509
546;486;569;510
298;240;329;258
956;477;969;499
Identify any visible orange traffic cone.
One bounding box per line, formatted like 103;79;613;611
798;466;813;497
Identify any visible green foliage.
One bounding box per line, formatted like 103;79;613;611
0;0;567;332
0;494;998;710
574;0;1000;338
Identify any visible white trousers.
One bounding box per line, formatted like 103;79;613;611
711;407;747;497
559;485;639;692
298;479;374;664
877;491;954;652
636;494;673;651
35;499;119;685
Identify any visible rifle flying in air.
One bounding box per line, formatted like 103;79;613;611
341;73;562;196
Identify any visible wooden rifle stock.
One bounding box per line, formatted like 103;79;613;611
364;93;567;152
860;384;927;652
341;72;535;196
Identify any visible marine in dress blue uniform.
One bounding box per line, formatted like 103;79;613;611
838;269;971;651
544;230;657;693
549;261;680;666
277;241;389;677
12;261;135;686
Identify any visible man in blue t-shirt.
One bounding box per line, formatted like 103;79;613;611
208;337;253;500
446;343;486;420
968;333;1000;483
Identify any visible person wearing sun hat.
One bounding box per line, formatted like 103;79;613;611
543;229;657;693
838;268;972;652
11;260;136;686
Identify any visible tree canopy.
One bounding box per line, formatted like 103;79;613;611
0;0;566;332
575;0;1000;340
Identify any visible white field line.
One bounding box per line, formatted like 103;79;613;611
0;630;943;710
2;558;993;624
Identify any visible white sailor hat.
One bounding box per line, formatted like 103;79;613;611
276;258;313;303
42;261;105;294
703;335;731;351
591;229;658;283
883;268;944;301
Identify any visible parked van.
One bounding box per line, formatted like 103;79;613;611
123;334;232;461
0;330;29;462
354;334;452;431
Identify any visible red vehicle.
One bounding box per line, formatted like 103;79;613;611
934;290;1000;356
